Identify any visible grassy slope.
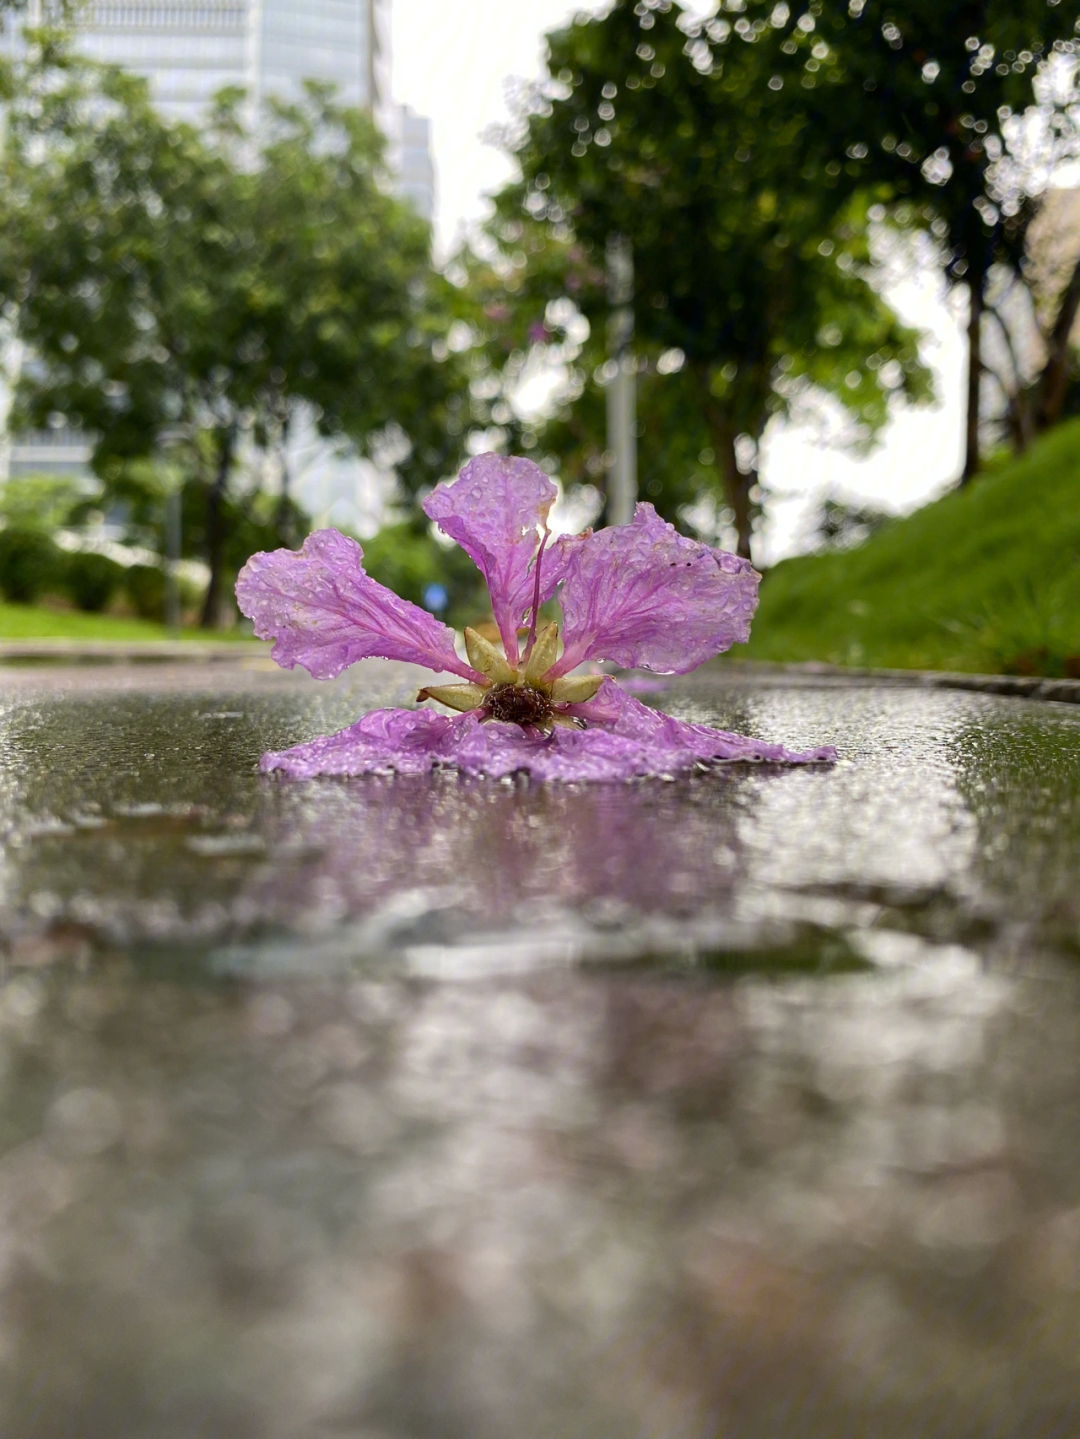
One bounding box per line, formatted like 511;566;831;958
0;604;252;642
744;419;1080;674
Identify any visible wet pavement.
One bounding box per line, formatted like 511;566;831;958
0;659;1078;1439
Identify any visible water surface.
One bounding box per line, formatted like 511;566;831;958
0;662;1077;1437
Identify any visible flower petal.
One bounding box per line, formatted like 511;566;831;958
550;504;760;675
423;453;558;665
599;683;839;765
260;707;464;778
236;529;477;682
260;683;835;781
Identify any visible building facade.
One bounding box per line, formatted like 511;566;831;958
25;0;385;119
12;0;431;212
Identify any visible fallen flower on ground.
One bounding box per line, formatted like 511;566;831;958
236;454;837;780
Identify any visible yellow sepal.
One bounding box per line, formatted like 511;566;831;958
416;683;487;713
523;621;560;686
550;673;604;705
464;626;516;684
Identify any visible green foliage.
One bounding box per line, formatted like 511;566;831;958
815;497;890;551
0;474;90;532
752;0;1079;280
0;526;65;604
477;0;933;552
124;564;166;621
0;601;241;642
74;459;180;555
0;41;472;624
63;550;125;613
745;420;1080;675
361;522;491;631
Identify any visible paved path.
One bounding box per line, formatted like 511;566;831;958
0;637;269;663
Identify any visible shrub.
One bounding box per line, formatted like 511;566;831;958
64;551;125;612
125;563;165;620
0;526;65;604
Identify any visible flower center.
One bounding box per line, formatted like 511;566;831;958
482;681;554;728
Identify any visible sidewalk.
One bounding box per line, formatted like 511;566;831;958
704;658;1080;706
0;637;271;664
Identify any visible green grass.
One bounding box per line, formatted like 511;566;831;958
744;418;1080;676
0;603;251;643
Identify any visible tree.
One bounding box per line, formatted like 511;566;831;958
671;0;1080;480
0;37;469;624
478;0;931;556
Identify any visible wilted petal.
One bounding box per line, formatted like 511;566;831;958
423;453;558;664
599;683;838;765
550;504;760;675
260;682;835;781
236;529;477;682
260;708;465;778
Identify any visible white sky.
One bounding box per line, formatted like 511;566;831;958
390;0;966;560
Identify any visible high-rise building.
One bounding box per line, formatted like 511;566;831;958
385;103;435;222
8;1;431;213
22;0;385;119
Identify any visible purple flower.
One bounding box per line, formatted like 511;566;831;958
236;454;837;781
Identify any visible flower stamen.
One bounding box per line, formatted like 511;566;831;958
482;681;554;728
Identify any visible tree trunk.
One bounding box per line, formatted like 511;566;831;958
691;363;757;558
961;272;984;486
274;410;296;548
199;427;236;630
707;408;753;559
1035;250;1080;433
1008;390;1034;455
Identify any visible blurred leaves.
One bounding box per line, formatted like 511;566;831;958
469;0;935;555
360;522;491;631
0;36;472;624
3;0;1076;604
0;474;90;532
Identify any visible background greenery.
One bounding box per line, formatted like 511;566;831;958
2;1;1080;671
744;418;1080;675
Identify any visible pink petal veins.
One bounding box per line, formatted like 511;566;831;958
550;503;760;676
422;453;561;665
236;529;478;682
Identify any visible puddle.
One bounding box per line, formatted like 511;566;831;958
0;663;1078;1436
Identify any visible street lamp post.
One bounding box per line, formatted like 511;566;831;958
606;234;636;527
164;484;182;636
